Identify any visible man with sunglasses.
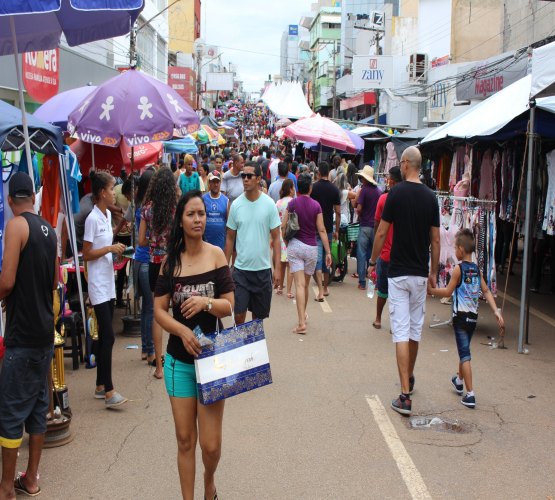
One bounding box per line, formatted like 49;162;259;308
225;162;281;325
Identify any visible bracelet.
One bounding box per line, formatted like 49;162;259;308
368;260;377;267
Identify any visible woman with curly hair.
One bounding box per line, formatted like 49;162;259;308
139;167;179;378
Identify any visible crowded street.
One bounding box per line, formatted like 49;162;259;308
1;1;555;500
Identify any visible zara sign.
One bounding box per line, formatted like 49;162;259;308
352;55;395;89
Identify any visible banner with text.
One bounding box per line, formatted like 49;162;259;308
23;49;59;103
352;55;394;89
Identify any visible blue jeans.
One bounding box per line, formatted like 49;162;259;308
316;232;333;273
357;226;374;286
135;261;154;356
454;326;474;363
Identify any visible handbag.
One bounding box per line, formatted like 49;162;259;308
194;307;273;405
284;200;300;242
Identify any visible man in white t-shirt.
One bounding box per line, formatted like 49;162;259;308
221;153;245;205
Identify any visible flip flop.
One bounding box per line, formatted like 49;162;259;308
372;322;382;330
351;273;359;278
14;474;41;497
292;326;307;335
314;298;324;302
323;292;329;297
287;293;295;299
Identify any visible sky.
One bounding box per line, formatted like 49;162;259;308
203;0;314;95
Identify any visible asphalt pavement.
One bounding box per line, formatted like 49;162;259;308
6;258;555;499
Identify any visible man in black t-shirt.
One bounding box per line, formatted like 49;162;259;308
368;147;440;417
0;173;58;498
310;161;341;301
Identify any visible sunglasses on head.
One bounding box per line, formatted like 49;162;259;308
240;172;256;179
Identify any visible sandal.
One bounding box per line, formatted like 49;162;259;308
287;292;295;299
141;353;147;361
14;473;41;497
292;326;307;335
314;298;324;302
204;490;218;500
372;322;382;330
351;272;359;279
276;287;283;295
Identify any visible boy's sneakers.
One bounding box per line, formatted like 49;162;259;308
451;375;463;395
461;394;476;408
391;394;412;416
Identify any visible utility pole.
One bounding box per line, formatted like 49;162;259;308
332;39;337;118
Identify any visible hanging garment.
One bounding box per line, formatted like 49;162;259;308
41;155;61;227
543;149;555;235
64;146;82;214
478;149;495;200
384;142;398;174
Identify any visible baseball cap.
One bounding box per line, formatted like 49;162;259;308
208;171;221;181
388;166;403;183
9;172;34;198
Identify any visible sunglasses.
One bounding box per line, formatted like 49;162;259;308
240;173;256;179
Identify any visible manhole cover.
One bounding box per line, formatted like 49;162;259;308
409;416;471;433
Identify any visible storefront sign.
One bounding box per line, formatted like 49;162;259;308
168;66;190;101
352;55;394;89
22;49;59;103
289;25;298;36
431;55;450;68
456;52;528;101
339;91;376;111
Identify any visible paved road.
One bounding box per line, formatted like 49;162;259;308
11;261;555;499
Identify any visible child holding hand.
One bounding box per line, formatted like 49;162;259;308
428;229;504;408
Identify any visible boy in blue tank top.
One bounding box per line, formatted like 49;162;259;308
428;229;504;409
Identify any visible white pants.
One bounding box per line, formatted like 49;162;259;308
388;276;428;343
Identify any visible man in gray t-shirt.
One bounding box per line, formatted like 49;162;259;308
221;153;244;204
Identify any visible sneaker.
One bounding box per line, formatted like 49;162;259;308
105;392;128;409
94;389;105;399
451;376;463;395
461;394;476;408
391;395;412;416
409;375;415;395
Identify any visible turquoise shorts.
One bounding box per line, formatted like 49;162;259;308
164;353;198;398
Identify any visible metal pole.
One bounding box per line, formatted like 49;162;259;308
332;40;337;119
374;32;381;126
9;17;35;189
518;103;536;353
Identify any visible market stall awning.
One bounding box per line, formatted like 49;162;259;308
261;82;313;120
531;40;555;98
0;100;63;154
422;75;533;144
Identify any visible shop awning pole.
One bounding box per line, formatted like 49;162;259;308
518;103;536;353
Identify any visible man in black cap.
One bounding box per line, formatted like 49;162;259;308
371;166;403;330
0;172;58;498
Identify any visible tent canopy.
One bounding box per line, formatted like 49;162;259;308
422;74;555;144
262;82;313;120
0;100;64;154
531;40;555;98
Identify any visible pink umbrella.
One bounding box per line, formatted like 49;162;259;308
283;114;358;153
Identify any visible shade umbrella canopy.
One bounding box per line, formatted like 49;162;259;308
68;68;200;148
193;128;211;144
283;114;359;153
163;136;198;154
70;139;162;176
0;100;63;154
276;117;292;128
201;125;226;145
34;85;97;128
0;1;144;55
304;129;363;153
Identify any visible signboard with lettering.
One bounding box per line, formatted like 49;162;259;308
168;66;190;101
289;25;298;36
22;49;59;103
456;52;528;101
352;55;394;89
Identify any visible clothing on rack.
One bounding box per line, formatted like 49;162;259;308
543;149;555;235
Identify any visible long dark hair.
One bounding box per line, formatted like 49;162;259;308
162;190;204;281
279;178;294;199
144;167;176;236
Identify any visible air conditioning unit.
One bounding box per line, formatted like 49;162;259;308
409;53;428;82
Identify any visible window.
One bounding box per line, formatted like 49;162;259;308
136;22;155;76
157;35;167;82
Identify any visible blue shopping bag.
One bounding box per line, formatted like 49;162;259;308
194;318;273;405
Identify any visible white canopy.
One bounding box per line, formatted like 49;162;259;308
262;82;313;120
422;75;533;143
351;126;390;137
531;41;555;98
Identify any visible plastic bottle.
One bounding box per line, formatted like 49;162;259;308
366;279;375;299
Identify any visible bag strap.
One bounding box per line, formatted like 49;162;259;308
214;300;236;336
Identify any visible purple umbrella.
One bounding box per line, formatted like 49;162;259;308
345;129;364;152
68;69;200;147
34;85;97;128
